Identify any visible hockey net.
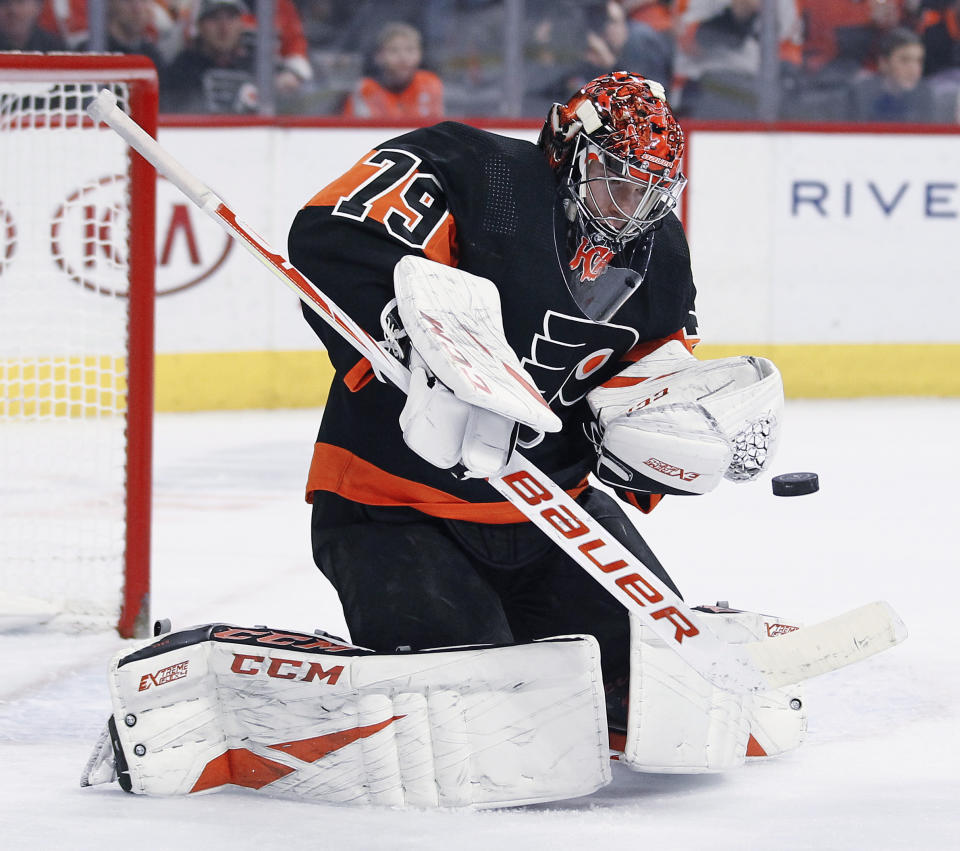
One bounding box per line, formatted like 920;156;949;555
0;54;157;637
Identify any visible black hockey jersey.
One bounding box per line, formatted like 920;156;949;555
288;122;697;523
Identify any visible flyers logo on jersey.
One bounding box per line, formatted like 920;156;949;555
518;311;638;447
569;237;614;282
521;311;639;408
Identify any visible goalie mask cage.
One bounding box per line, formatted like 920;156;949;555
0;54;157;637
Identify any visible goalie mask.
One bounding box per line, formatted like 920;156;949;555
539;72;687;322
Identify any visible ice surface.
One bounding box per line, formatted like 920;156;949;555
2;400;958;850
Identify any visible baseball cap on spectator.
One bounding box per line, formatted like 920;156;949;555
196;0;247;21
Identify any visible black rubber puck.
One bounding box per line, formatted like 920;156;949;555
772;472;820;496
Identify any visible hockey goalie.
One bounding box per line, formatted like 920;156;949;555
82;72;903;807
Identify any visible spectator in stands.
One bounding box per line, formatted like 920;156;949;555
161;0;312;112
574;1;675;93
798;0;906;77
674;0;802;118
918;0;960;77
528;1;675;112
341;21;443;119
296;0;357;52
40;0;176;54
622;0;677;33
847;25;939;121
247;0;313;94
0;0;65;49
78;0;166;72
160;0;313;89
161;0;259;112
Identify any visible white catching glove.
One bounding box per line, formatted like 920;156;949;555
586;340;784;495
393;256;561;477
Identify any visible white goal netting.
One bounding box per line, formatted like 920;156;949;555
0;72;152;633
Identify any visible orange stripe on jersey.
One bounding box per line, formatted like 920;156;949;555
304;150;459;267
599;370;676;390
608;730;627;755
305;150;380;208
623;491;663;514
621;329;696;363
305;442;589;523
423;210;457;266
343;357;375;392
600;375;648;389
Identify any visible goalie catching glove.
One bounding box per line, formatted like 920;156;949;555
586;340;784;496
392;256;560;476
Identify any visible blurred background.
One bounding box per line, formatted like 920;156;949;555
4;0;958;413
6;0;960;121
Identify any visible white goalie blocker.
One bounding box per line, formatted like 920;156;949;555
620;607;807;774
394;256;561;476
81;625;610;808
587;340;784;495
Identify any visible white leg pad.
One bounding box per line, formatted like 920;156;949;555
621;608;807;773
87;626;611;808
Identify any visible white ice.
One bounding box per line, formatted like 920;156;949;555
2;399;958;850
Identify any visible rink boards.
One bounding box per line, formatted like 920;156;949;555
112;123;960;407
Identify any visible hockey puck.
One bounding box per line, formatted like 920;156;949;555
772;472;819;497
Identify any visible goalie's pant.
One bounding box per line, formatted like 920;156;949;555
310;486;681;726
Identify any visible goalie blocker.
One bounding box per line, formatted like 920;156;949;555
394;256;562;477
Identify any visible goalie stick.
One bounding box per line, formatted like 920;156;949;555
86;90;906;694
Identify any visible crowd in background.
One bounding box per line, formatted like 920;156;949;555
2;0;960;121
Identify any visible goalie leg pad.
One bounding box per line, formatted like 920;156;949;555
620;607;806;773
83;625;610;808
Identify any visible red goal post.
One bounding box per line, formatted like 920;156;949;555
0;53;157;637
